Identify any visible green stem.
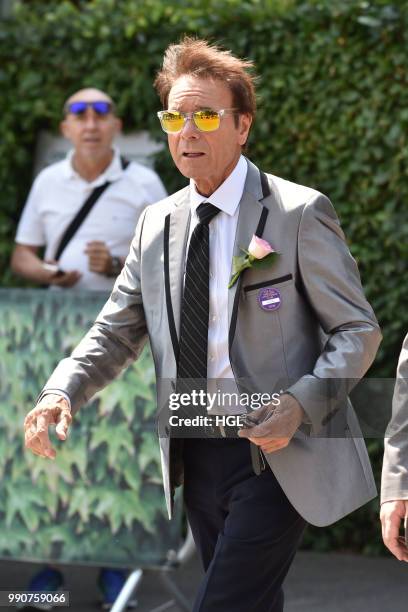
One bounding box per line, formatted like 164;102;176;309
228;261;251;289
228;271;241;288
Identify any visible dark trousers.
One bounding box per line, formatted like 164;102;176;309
183;437;307;612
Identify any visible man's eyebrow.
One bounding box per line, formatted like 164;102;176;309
167;106;216;112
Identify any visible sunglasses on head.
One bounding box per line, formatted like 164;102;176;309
66;101;113;116
157;108;237;134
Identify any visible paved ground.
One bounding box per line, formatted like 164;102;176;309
0;550;407;611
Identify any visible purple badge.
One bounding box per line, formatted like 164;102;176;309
257;287;281;311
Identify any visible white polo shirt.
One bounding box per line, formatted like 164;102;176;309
15;147;167;290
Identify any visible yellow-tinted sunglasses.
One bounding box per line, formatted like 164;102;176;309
157;108;237;134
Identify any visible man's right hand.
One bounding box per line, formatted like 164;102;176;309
24;394;72;459
43;261;82;288
49;270;82;288
380;500;408;562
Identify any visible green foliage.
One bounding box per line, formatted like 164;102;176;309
1;0;406;367
0;289;181;566
0;0;406;556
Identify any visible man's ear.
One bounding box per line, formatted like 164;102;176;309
60;119;69;139
238;113;252;147
114;117;123;135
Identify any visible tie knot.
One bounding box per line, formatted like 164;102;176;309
196;202;221;225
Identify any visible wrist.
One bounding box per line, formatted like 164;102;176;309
282;392;308;424
41;262;59;284
107;256;123;277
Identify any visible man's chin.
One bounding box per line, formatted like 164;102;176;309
176;158;208;180
78;145;112;160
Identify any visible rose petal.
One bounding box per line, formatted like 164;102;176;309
248;235;274;259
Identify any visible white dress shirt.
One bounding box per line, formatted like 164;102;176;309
189;155;248;413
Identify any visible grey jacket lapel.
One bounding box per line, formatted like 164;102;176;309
228;159;272;350
164;188;190;362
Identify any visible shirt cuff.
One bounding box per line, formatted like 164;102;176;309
37;389;72;410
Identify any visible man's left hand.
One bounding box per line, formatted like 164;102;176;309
238;394;304;453
380;500;408;562
85;241;113;275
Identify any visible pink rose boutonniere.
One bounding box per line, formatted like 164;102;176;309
228;235;279;288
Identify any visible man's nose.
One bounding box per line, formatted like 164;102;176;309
82;109;99;127
180;115;199;139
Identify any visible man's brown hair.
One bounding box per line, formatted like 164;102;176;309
154;37;257;121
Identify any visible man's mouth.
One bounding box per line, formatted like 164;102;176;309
182;152;204;158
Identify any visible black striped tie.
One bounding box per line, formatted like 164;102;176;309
177;202;221;394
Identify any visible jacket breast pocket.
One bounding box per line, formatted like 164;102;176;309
243;273;293;294
235;273;293;383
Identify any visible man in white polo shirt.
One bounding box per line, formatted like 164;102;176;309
11;87;166;610
11;87;166;291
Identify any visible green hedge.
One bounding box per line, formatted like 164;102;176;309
0;289;182;566
1;0;407;554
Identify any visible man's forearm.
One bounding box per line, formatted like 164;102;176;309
288;322;381;434
11;246;50;284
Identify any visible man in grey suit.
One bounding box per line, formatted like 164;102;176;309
381;334;408;562
25;38;381;610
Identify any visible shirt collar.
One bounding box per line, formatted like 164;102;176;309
189;155;248;217
63;146;124;185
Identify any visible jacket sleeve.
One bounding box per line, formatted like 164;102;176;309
381;335;408;503
287;192;382;433
39;208;149;415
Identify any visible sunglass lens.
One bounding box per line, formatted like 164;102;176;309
194;110;220;132
160;112;184;133
92;101;111;115
68;102;87;115
68;101;111;115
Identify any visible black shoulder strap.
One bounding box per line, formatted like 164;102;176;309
120;156;130;170
54;156;130;261
260;170;271;199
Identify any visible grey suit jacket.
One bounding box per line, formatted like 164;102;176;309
381;334;408;503
42;158;382;526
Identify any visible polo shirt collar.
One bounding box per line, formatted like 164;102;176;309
63;146;124;185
